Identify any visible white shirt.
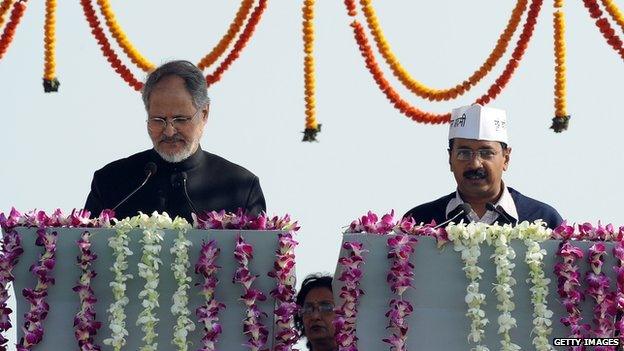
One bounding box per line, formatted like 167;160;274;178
445;186;518;225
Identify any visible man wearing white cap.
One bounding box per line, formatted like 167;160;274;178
404;104;562;229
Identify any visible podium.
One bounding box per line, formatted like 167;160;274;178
2;224;295;350
334;233;620;350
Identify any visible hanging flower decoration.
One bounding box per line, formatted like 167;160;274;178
486;225;520;351
586;243;616;344
516;221;554;351
0;208;25;350
135;212;167;351
383;234;417;351
73;231;102;350
356;0;528;101
612;241;624;343
233;235;269;351
42;0;59;92
341;0;544;128
170;217;195;351
17;228;58;350
551;0;570;132
0;0;16;29
195;239;225;351
583;0;624;61
447;223;489;350
79;0;143;91
103;216;134;350
0;0;28;62
600;0;624;33
267;217;299;351
301;0;321;142
554;241;589;342
334;241;367;351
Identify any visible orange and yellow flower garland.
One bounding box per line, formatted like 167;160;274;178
80;0;143;91
0;0;15;30
600;0;624;33
205;0;268;86
583;0;624;60
551;0;569;132
95;0;154;72
346;0;543;124
302;0;320;141
354;0;528;102
0;0;27;61
43;0;59;92
197;0;255;70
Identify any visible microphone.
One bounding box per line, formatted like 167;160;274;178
112;162;157;211
171;172;198;215
485;202;517;226
435;203;472;229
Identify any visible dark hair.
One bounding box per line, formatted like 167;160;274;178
448;139;508;151
141;60;210;110
295;273;333;348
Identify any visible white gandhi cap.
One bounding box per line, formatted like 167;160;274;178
448;104;508;143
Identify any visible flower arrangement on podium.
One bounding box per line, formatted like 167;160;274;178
0;208;299;351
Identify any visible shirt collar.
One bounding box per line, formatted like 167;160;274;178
445;185;518;224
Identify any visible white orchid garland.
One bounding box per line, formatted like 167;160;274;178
486;224;519;351
520;222;555;351
135;212;167;351
104;216;134;350
448;222;489;351
170;217;195;351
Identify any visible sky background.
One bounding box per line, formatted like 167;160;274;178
2;0;624;348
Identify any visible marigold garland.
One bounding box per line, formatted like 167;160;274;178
302;0;321;142
197;0;255;70
551;1;570;132
206;0;268;86
355;0;528;102
42;0;59;93
600;0;624;33
95;0;154;72
583;0;624;60
0;0;15;30
80;0;143;91
0;0;27;62
348;0;543;125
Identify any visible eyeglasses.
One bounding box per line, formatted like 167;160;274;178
147;109;201;132
298;302;335;317
454;148;499;161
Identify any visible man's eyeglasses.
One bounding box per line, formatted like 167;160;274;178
454;148;499;161
298;302;335;317
147;109;201;132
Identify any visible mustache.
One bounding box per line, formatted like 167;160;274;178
463;168;487;179
160;135;185;143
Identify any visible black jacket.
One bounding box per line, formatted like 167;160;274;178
85;148;265;221
403;187;563;229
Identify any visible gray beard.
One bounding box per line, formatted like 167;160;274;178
155;139;198;163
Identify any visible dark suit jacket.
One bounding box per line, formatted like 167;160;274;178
85;148;266;221
403;187;563;229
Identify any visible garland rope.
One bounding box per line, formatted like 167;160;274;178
0;0;27;62
551;0;570;132
599;0;624;33
0;0;15;30
355;0;528;102
43;0;59;92
302;0;320;142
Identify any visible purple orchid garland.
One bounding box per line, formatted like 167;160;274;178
73;231;102;351
233;235;269;351
554;240;588;348
0;209;25;351
17;227;58;350
585;243;616;351
334;241;367;351
195;239;225;351
383;234;417;351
